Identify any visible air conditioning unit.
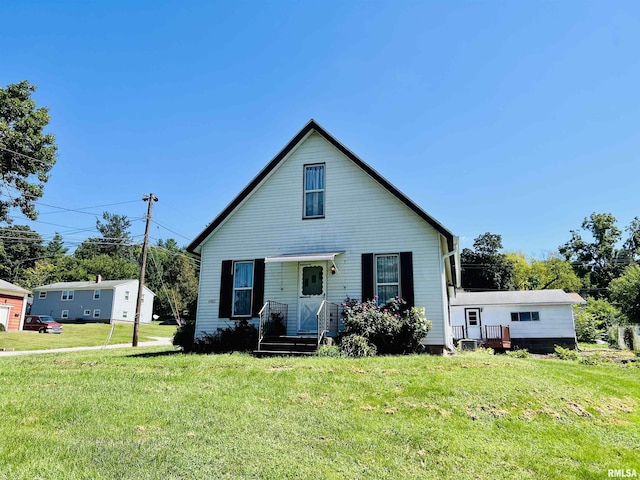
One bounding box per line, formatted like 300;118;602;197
459;339;477;351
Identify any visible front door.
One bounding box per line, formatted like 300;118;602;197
465;308;482;339
298;263;325;333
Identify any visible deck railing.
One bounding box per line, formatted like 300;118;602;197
452;325;466;341
316;300;339;348
258;301;288;349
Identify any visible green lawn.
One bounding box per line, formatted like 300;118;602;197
0;349;638;479
0;322;175;351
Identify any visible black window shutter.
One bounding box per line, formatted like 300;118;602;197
252;259;265;317
400;252;414;308
361;253;374;302
219;260;233;318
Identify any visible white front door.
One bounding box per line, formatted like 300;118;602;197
298;263;326;333
465;308;482;339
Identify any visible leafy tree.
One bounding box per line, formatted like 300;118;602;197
461;233;514;291
146;239;198;318
609;264;640;324
0;81;57;222
573;297;624;344
505;252;531;290
623;216;640;264
75;212;134;260
559;213;628;295
529;257;582;292
0;225;44;282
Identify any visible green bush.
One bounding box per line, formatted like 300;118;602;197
506;348;529;358
0;323;5;332
173;320;196;352
579;352;611;365
339;334;377;358
174;319;258;354
340;297;431;355
574;309;599;343
555;345;580;361
317;345;342;357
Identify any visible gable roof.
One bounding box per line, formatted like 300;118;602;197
187;119;455;254
451;290;584;307
0;279;30;295
34;279;154;295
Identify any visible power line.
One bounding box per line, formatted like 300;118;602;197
0;145;54;166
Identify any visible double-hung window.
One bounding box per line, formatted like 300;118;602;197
233;261;254;317
61;290;74;301
94;289;101;300
38;291;47;299
375;254;400;305
304;164;325;218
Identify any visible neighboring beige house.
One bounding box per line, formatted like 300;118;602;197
188;120;460;354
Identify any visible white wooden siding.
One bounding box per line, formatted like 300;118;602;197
195;132;449;346
451;303;576;339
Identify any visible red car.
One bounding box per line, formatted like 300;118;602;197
23;315;63;334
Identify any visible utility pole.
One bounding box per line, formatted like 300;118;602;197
133;193;158;347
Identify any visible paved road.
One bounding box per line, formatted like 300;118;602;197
0;337;174;357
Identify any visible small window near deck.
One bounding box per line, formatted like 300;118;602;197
303;164;325;218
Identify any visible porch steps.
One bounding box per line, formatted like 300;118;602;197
254;336;318;357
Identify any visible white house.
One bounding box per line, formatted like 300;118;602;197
187;120;460;354
450;290;584;353
31;279;156;324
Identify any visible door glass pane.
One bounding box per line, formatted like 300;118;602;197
302;266;323;295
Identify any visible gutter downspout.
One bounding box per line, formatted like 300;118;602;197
442;236;460;352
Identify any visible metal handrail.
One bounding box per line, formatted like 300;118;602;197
258;301;288;350
316;300;339;348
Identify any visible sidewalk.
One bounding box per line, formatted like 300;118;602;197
0;337;174;357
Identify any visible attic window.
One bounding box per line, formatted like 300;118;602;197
303;164;325;218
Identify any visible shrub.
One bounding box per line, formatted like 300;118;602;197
506;348;529;358
339;334;377;358
317;345;342;357
173;320;196;353
174;319;258;354
0;323;5;332
579;352;611;366
340;297;431;355
623;326;638;352
555;345;579;361
574;309;599;343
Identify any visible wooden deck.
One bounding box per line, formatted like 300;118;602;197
452;324;511;350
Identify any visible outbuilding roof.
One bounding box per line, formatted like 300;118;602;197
451;290;585;306
0;279;30;295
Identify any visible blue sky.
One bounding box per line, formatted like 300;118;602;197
2;1;639;257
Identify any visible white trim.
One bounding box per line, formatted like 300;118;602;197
265;252;343;264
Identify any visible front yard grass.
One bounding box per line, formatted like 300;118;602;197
0;349;638;479
0;322;174;351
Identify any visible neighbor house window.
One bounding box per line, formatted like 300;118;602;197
84;309;91;316
303;164;325;218
233;261;254;317
124;291;130;301
122;311;128;319
61;290;74;301
375;254;400;305
511;311;540;322
61;310;69;319
38;291;47;299
94;289;101;300
93;309;100;318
